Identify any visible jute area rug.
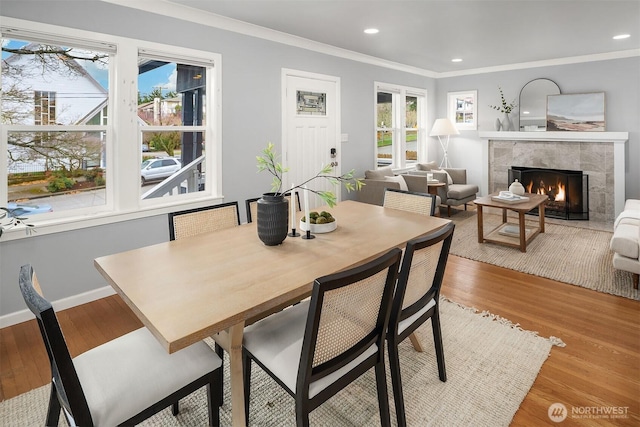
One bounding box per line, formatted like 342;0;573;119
449;211;638;301
0;299;563;426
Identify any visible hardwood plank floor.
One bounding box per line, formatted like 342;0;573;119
1;255;638;426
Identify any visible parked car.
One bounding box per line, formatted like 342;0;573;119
141;157;181;184
5;202;53;217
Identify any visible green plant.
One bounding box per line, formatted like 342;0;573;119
84;167;104;182
489;86;517;114
256;142;364;207
47;173;75;192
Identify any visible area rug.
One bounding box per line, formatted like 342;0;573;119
0;299;562;426
448;211;638;300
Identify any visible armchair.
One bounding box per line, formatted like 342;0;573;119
408;167;478;216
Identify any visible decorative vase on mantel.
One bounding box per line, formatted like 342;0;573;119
501;113;513;132
256;193;289;246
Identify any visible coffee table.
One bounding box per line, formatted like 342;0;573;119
473;193;548;252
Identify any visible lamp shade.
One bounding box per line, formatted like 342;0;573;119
429;118;460;136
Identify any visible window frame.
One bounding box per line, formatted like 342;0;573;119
374;82;427;171
1;17;223;241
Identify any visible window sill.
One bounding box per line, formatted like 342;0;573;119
0;195;224;242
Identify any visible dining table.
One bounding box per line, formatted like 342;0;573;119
94;200;451;426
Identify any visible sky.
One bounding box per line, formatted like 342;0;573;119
2;38;176;97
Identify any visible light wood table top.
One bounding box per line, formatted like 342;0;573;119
94;200;450;426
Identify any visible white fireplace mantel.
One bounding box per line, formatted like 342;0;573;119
479;131;629;219
478;131;629;143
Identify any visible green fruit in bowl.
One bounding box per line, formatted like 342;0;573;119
316;216;328;224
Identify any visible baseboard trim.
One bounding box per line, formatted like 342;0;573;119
0;286;116;328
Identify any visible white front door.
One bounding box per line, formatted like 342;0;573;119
283;69;340;209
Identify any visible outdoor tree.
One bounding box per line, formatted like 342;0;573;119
2;43;108;174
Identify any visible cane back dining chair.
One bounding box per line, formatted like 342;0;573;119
167;201;240;403
383;188;437;217
18;264;223;426
387;221;455;426
242;248;403;427
168;201;240;240
245;191;302;224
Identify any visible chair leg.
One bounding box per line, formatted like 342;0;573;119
45;384;61;427
172;401;179;416
447;205;451;217
374;361;392;427
207;370;222;427
214;342;224;406
431;310;447;382
408;332;424;352
243;352;252;425
295;404;311;427
387;342;407;427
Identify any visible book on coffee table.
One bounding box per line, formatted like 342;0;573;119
491;194;530;204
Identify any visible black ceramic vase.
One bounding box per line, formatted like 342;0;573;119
257;193;289;246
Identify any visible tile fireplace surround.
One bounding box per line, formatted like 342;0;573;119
479;131;628;223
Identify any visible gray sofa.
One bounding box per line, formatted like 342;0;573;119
356;166;437;206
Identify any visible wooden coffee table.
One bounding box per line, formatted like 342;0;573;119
473;193;548;252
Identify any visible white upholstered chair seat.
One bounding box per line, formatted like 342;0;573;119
397;297;436;336
243;300;378;399
73;328;222;426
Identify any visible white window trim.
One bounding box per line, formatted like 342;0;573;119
1;17;223;241
374;82;428;171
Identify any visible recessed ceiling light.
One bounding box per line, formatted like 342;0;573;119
364;28;379;34
523;111;530;115
613;34;630;40
451;58;462;63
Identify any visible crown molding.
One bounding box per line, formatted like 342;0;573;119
101;1;640;79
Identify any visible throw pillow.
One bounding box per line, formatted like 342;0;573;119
416;161;438;171
365;166;394;180
434;169;453;185
384;175;408;191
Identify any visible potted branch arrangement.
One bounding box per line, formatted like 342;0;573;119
256;142;363;245
489;86;518;131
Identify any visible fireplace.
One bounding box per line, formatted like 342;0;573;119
508;166;589;220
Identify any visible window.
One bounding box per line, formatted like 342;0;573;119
137;52;212;201
375;83;426;169
1;20;221;237
447;90;477;130
2;35;111;216
34;91;56;125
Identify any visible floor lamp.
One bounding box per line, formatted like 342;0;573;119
430;118;460;168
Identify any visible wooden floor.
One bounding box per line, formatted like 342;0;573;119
1;255;638;426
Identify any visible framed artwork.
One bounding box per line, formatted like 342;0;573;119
547;92;605;131
447;90;477;130
296;90;326;115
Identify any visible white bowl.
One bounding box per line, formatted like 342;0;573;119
299;219;337;233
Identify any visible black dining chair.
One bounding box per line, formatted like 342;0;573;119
242;248;403;426
168;201;240;240
387;221;455;426
383;188;437;216
18;264;223;426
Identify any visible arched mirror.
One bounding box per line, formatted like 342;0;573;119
519;78;560;131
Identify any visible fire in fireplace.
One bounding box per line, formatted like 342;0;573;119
508;166;589;220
